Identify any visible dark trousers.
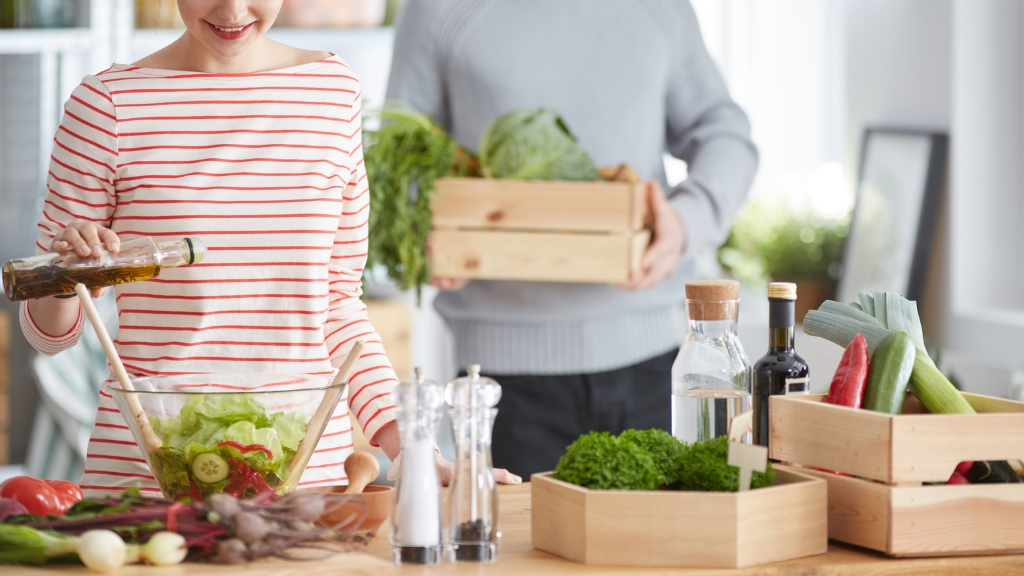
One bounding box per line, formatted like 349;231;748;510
474;348;676;479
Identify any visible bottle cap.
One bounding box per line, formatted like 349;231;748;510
767;282;797;300
184;237;206;265
685;279;740;321
685;279;740;302
392;366;445;414
445;364;501;410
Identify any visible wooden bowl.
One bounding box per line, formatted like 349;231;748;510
319;485;393;535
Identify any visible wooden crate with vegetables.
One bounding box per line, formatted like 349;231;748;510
770;290;1024;557
365;106;652;292
531;429;827;568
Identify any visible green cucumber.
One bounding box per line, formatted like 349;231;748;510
192;453;229;484
863;330;915;414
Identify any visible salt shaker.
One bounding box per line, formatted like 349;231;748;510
390;367;445;565
444;364;501;562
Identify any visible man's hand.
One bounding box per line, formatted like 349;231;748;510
426;232;470;291
625;180;687;291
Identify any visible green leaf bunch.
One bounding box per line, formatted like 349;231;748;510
674;436;775;492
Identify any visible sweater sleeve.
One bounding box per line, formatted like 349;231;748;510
664;1;759;258
20;75;118;356
385;0;450;127
323;91;399;445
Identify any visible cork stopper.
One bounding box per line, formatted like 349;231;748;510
767;282;797;300
685;279;740;321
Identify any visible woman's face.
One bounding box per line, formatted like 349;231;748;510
176;0;283;59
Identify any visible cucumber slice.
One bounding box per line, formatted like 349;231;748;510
192;453;229;484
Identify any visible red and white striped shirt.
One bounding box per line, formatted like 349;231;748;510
19;55;398;496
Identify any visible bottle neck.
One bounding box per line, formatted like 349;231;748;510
156;238;202;268
768;298;796;352
687;318;738;340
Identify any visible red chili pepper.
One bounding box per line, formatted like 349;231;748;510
216;441;274;460
826;334;869;408
0;476;82;516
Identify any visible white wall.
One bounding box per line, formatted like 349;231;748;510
845;0;952;167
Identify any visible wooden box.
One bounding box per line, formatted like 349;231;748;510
530;468;827;568
770;393;1024;557
430;178;651;284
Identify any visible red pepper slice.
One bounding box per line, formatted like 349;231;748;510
826;334;869;408
0;476;82;516
216;441;274;460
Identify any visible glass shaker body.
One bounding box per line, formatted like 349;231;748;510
444;365;501;563
2;236;206;301
671;295;752;444
391;368;445;565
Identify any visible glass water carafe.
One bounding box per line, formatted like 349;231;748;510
671;280;752;444
391;367;445;565
444;364;501;563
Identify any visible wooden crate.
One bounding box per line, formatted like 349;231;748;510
430;178;650;284
530;468;827;568
770;393;1024;557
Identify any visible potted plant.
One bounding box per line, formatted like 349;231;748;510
718;202;849;323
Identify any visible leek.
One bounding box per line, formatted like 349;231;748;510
803;291;975;415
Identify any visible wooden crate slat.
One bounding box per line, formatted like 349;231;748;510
770;395;893;482
430;229;648;284
432;178;646;233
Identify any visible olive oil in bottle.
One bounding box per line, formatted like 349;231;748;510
752;282;810;448
2;236;205;301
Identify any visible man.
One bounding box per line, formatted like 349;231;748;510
387;0;758;477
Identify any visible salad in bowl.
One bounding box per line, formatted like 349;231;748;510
108;373;343;500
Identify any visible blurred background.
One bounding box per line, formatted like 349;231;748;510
0;0;1021;480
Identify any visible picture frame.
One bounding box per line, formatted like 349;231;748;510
837;128;948;304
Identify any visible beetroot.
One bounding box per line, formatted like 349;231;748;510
0;497;29;521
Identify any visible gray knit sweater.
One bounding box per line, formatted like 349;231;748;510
386;0;758;374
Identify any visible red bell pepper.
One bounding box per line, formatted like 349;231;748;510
826;333;869;408
0;476;82;516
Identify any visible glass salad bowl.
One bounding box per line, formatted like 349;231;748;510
108;373;343;501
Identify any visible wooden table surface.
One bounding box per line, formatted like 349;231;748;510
9;483;1024;575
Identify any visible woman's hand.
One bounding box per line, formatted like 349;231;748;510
435;451;522;486
50;221;121;298
625;180;687;291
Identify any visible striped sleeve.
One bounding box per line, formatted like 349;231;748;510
322;92;398;446
19;75;118;355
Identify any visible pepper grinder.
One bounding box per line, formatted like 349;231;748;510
390;367;445;565
444;364;501;563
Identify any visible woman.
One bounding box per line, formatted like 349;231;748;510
21;0;518;496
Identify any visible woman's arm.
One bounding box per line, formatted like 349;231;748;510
22;76;119;355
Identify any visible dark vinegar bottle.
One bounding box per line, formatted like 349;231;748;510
752;282;810;448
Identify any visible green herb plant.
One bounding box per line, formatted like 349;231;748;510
553;430;775;492
552;432;661;491
718;201;849;291
363;104;477;297
674;436;774;492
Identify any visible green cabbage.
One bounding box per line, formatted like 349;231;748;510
478;109;599;181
